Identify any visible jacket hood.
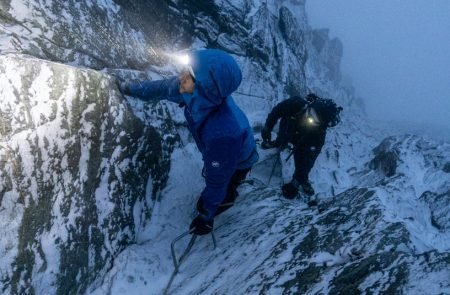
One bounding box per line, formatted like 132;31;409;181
182;49;242;131
190;49;242;105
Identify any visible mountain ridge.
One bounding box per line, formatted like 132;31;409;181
0;1;448;294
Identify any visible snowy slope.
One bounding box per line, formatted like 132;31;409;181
90;134;450;294
0;0;449;294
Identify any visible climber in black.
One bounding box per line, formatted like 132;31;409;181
261;93;342;199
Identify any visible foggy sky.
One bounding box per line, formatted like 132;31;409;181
306;1;450;130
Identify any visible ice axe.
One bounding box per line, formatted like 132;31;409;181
163;229;217;295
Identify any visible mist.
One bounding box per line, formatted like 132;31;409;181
306;1;450;137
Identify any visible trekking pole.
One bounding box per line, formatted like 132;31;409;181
267;149;280;185
163;229;217;295
285;135;304;162
164;230;196;295
210;230;217;250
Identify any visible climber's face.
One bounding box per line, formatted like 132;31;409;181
179;70;195;94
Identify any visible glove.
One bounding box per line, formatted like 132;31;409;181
112;75;127;94
282;182;299;199
190;215;214;235
261;127;272;143
117;80;128;94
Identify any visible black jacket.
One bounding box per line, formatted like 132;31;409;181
264;96;326;148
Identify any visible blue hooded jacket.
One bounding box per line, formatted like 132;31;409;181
123;49;259;219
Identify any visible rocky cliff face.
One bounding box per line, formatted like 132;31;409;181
0;0;184;69
1;1;449;294
0;54;178;294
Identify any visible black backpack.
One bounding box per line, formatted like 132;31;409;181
306;94;343;127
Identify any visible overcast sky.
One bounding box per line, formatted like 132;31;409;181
306;1;450;130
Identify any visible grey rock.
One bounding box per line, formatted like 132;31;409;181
421;190;450;230
0;55;177;294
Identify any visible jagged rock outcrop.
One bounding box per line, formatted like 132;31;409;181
225;186;450;294
310;29;343;83
0;54;178;294
174;0;311;99
366;134;450;188
369;137;401;177
0;0;187;69
0;0;316;99
97;169;450;294
421;190;450;230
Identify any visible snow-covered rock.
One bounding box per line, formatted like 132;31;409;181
0;0;449;294
0;54;178;294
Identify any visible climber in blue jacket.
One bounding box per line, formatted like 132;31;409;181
119;49;259;236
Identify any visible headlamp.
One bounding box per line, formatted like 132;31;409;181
177;54;190;66
166;53;191;66
163;52;191;65
166;52;195;79
305;107;320;126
